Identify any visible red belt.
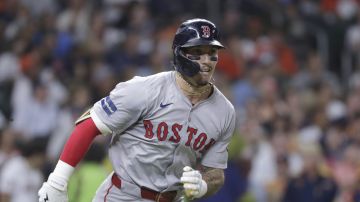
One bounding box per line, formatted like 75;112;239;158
111;173;177;202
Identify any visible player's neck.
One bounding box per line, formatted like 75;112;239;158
175;72;212;104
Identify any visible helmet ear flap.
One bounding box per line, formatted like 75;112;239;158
174;47;200;77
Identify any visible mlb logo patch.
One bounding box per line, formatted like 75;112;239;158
101;96;117;115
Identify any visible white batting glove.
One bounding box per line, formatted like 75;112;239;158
38;173;69;202
180;166;207;199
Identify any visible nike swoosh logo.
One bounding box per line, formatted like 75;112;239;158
160;102;173;108
44;194;49;202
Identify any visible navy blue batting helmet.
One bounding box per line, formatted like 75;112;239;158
172;18;224;77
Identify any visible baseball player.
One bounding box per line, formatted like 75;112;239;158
38;18;236;202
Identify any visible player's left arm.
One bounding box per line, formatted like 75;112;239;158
182;106;236;199
199;106;236;197
198;165;224;197
180;165;224;199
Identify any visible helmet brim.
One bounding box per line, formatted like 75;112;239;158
180;38;225;49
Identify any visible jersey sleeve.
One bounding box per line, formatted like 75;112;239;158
90;77;149;135
201;109;236;169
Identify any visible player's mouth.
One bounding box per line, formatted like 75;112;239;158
199;66;212;72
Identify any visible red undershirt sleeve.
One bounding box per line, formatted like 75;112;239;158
60;118;101;167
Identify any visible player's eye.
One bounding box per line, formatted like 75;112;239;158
210;48;218;55
209;49;218;61
192;49;203;55
210;56;218;61
187;54;201;60
184;47;218;61
184;48;202;55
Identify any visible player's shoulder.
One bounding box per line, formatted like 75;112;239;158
121;71;173;87
213;86;235;114
109;71;174;101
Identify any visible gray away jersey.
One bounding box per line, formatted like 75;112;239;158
90;71;236;192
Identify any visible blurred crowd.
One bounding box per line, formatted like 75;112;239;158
1;0;360;201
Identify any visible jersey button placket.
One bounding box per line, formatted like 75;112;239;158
188;108;193;122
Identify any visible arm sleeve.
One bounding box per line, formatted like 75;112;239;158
60;118;100;167
90;77;149;135
201;109;236;169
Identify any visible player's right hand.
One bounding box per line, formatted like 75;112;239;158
38;182;68;202
181;166;207;199
38;173;69;202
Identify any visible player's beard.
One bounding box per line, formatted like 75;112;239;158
191;75;211;86
190;65;215;87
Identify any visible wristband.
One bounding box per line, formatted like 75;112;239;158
47;160;74;191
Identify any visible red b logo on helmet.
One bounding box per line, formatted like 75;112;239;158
201;25;211;38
